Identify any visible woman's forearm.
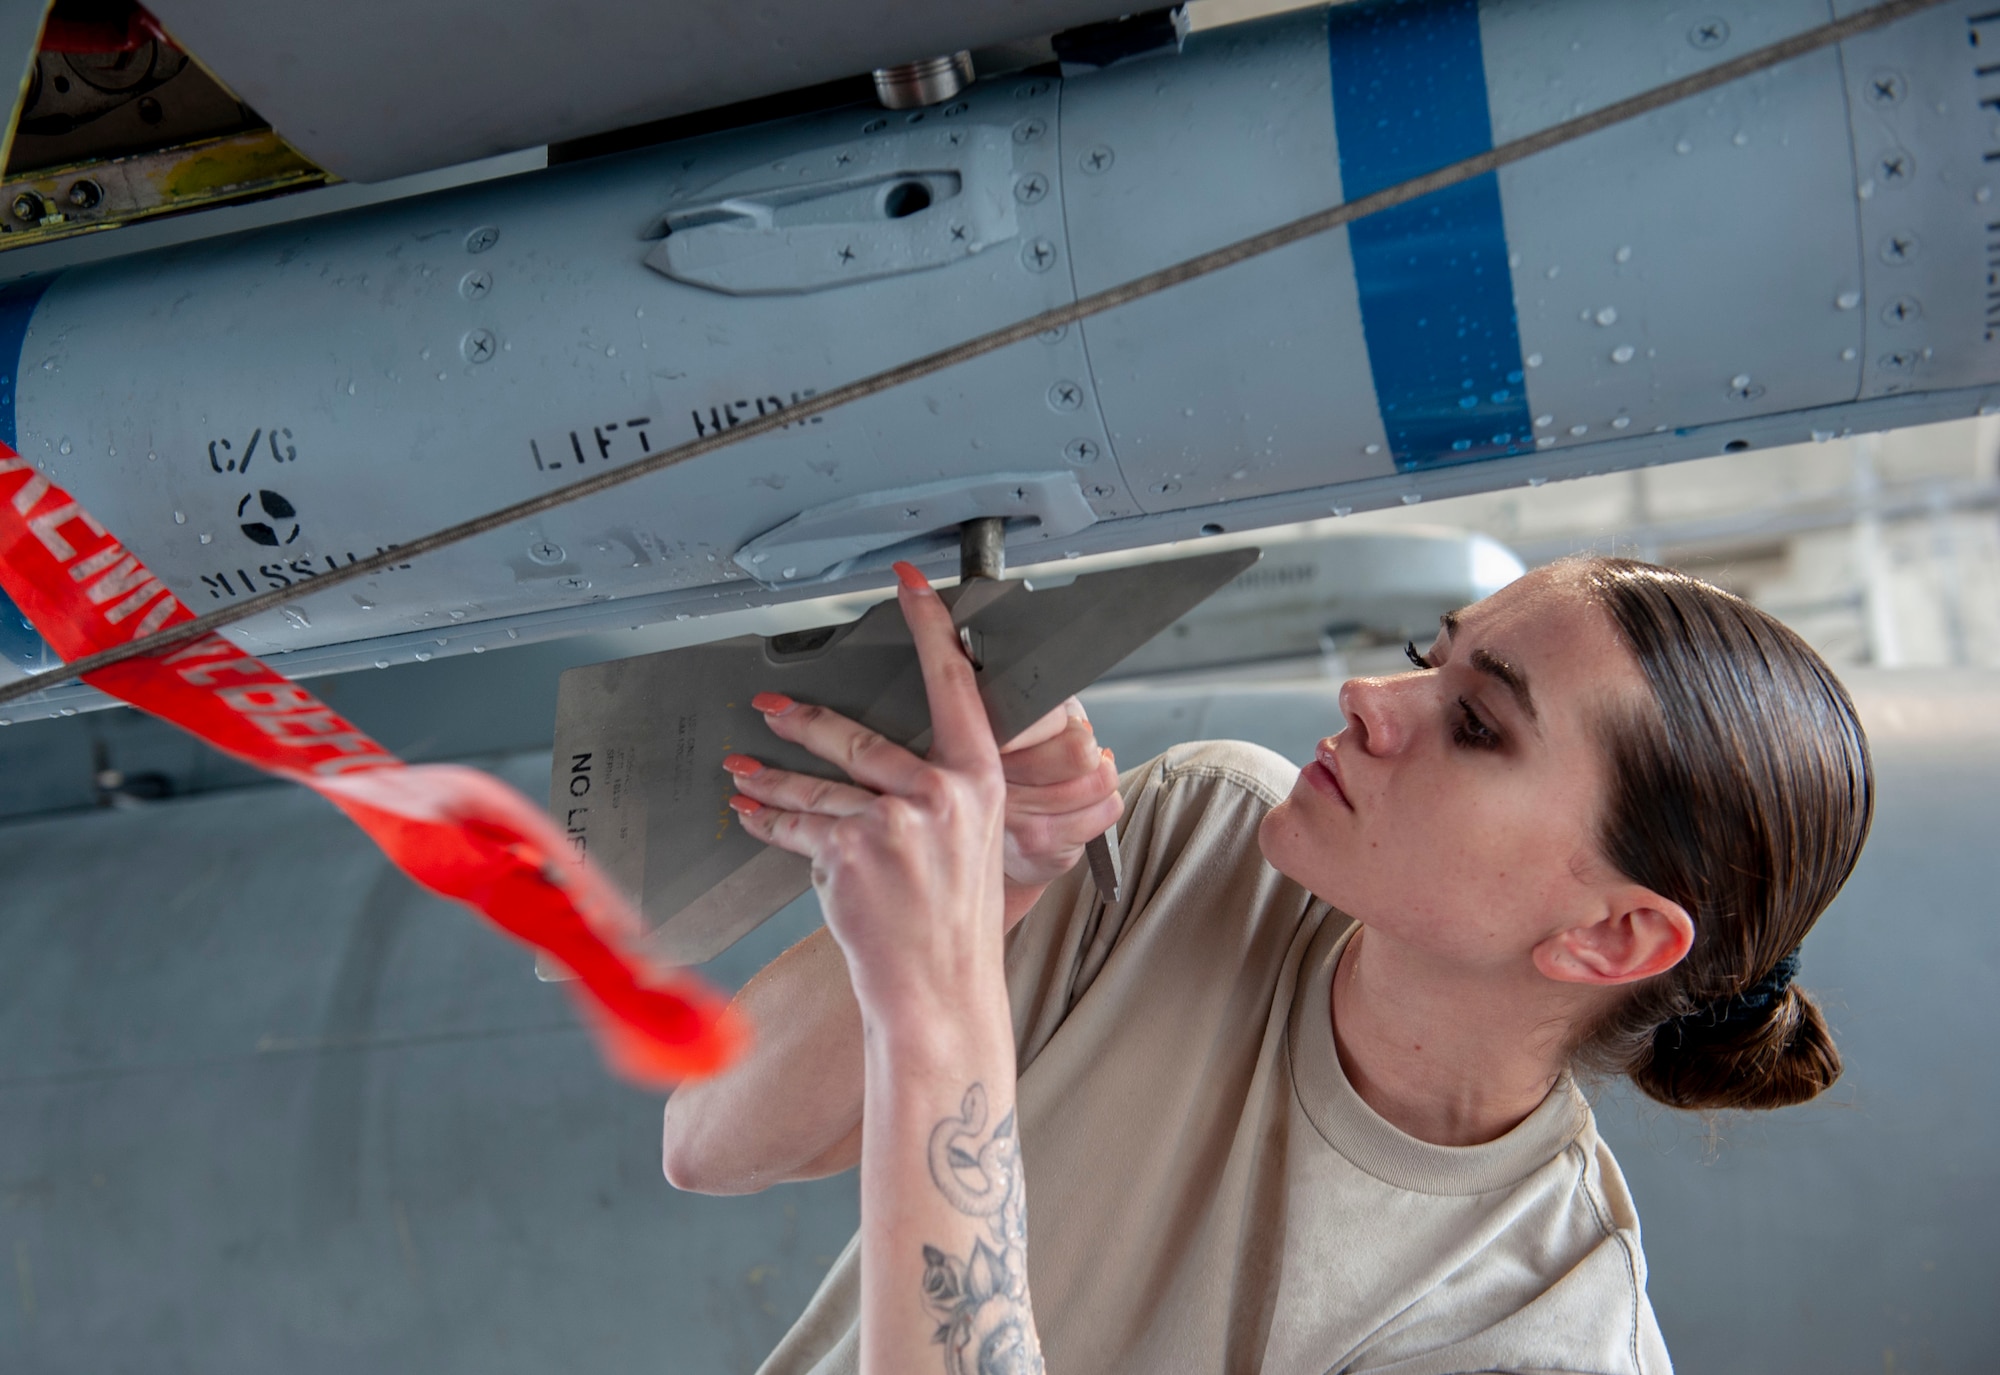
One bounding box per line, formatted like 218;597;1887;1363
858;983;1044;1375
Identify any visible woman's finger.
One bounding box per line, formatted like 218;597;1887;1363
999;698;1082;755
1001;716;1106;788
892;561;1000;772
728;794;839;858
1004;751;1119;815
724;755;876;817
751;693;929;797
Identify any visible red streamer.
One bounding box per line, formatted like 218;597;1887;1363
0;445;744;1085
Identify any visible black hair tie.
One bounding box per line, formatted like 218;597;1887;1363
1663;948;1801;1048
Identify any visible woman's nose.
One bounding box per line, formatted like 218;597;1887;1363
1338;675;1410;757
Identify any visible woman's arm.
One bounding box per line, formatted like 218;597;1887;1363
724;563;1046;1372
661;703;1119;1195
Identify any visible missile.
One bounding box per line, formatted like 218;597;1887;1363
0;0;1988;712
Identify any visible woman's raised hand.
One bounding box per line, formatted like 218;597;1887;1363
724;561;1009;1014
996;698;1123;898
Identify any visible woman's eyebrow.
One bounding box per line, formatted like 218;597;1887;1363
1469;648;1538;724
1438;613;1539;724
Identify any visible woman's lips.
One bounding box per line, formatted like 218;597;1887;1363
1305;745;1352;809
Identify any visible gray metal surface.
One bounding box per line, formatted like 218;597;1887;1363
549;548;1256;964
6;4;2000;719
0;750;859;1375
138;0;1140;182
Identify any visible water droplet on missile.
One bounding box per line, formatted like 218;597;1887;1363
506;629;519;639
1615;245;1633;263
1545;265;1560;279
1364;442;1382;455
1836;290;1862;310
1569;424;1589;436
1856;179;1875;200
374;659;390;669
40;358;55;371
199;533;212;544
1732;131;1749;147
1536;436;1556;449
782;567;798;578
57;438;70;454
0;719;11;727
281;607;311;629
1675;139;1692;154
173;511;185;524
1731;373;1751;389
1841;347;1858;361
347;382;357;395
1401;492;1423;505
1182;408;1195;417
675;612;691;621
147;451;156;461
1612;345;1635;363
1331;504;1353;517
58;707;76;716
1612;416;1632;429
1508;252;1522;268
1526;353;1544;368
420;347;431;360
414;650;433;661
449;609;466;620
1595;307;1618;327
435;638;447;647
1528;475;1548;487
635;307;645;317
1811;428;1835;442
437;371;447;381
472;644;486;653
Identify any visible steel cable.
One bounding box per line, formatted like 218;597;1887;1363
0;0;1948;709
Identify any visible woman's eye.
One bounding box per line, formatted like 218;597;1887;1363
1404;640;1430;670
1452;697;1502;750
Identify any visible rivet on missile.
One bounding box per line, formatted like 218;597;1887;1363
1015;174;1049;205
462;329;498;364
464;225;500;254
1022;239;1057;272
1047;380;1084;412
1012;118;1047;145
1064;439;1100;466
528;540;566;566
460;270;493;300
1687;17;1729;50
1080;146;1115;175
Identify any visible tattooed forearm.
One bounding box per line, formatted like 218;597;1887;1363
919;1083;1044;1375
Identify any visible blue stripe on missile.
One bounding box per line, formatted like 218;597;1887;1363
0;275;52;451
1328;0;1533;472
0;275;58;677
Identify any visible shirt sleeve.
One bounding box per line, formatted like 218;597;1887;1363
1000;738;1308;1074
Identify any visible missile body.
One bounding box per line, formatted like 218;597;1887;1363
0;0;1990;699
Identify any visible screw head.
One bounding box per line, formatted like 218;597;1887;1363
1878;350;1917;375
527;540;566;566
558;575;592;591
1864;70;1906;106
1064;438;1100;465
1012;117;1047;145
461;328;498;363
1687;17;1729;49
460;269;493;300
1047;379;1084;412
1080;145;1115;174
1150;480;1181;496
1015;173;1049;204
1013;80;1050;100
863;117;888;134
1880;296;1921;326
1879;230;1919;264
1879;149;1914;183
464;225;500;254
1086;483;1117;499
1022;238;1057;272
1037;324;1067;344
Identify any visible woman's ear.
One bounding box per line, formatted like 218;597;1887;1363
1532;889;1694;987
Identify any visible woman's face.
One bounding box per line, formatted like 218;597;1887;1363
1258;565;1653;971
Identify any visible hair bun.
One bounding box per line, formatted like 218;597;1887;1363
1634;984;1842;1111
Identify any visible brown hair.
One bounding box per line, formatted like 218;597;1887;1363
1572;559;1873;1111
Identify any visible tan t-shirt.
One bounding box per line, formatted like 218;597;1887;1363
757;740;1672;1375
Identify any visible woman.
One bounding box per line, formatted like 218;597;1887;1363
662;555;1871;1375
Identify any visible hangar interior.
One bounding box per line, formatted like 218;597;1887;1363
1;0;1996;1372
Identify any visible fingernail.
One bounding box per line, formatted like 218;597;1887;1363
751;692;795;715
1102;747;1115;763
892;561;932;593
722;753;763;776
727;795;764;814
